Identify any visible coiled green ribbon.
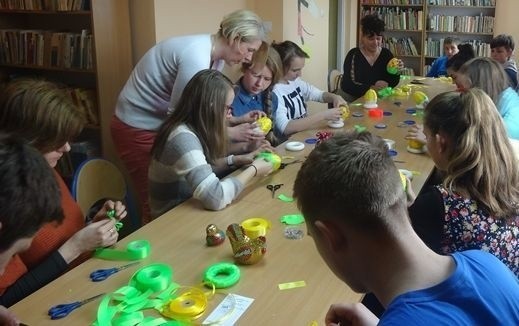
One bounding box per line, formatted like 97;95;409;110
94;240;151;261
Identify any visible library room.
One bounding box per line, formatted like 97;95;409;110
1;0;518;325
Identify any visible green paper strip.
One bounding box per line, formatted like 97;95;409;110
354;125;367;132
351;102;363;106
94;240;151;261
280;214;305;225
278;280;306;290
277;194;294;202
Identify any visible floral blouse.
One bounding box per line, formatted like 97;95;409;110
437;185;519;277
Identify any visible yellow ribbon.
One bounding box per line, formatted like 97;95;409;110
240;218;271;238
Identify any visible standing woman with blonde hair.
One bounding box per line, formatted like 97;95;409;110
409;88;519;277
455;57;519;139
111;10;269;224
149;70;272;218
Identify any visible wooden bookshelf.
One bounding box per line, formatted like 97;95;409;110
0;0;132;177
358;0;498;76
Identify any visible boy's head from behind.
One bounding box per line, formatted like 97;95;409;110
490;34;515;64
0;133;63;274
293;131;408;292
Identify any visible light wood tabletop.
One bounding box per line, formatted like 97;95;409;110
10;77;455;326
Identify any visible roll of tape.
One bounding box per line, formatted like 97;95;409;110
129;263;173;293
285;141;305;152
203;262;240;289
94;240;151;261
241;218;271;238
160;287;208;320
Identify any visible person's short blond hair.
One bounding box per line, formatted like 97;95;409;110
218;9;267;43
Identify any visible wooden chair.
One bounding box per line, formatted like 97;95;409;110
328;68;343;94
71;158;127;217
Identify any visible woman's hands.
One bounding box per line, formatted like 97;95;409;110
227;124;265;142
233;141;275;167
59;200;127;264
230;110;266;125
320;107;343;121
92;200;127;222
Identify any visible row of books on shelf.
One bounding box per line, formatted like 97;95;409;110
428;14;494;34
0;29;93;70
0;0;90;11
428;0;495;6
362;8;423;30
384;37;419;56
361;0;423;4
424;38;490;57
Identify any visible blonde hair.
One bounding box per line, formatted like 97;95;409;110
0;78;84;153
152;70;233;163
424;88;519;218
457;57;509;103
218;9;267;43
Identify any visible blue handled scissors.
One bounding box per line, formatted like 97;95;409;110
48;293;105;319
89;261;140;282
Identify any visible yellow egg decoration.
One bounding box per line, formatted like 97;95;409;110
255;151;281;171
255;116;272;134
363;89;378;109
340;104;350;120
387;58;400;75
412;91;429;108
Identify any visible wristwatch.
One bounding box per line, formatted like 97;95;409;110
227;154;234;166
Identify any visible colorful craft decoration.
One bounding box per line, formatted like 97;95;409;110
316;131;334;145
387;57;401;75
340;104;350;120
226;223;266;265
412;91;429;109
363;89;378;108
255;151;281;171
255;116;272;134
377;86;393;98
205;224;225;246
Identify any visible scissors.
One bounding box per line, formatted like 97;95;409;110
89;261;140;282
266;184;283;198
48;293;105;319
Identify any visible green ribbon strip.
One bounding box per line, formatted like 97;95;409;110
280;214;305;225
277;194;294;202
354;125;367;133
94;240;151;261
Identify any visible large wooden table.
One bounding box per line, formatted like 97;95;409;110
10;77;454;325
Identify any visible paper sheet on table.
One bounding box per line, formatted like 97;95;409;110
202;293;254;325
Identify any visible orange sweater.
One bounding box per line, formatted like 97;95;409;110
0;170;84;294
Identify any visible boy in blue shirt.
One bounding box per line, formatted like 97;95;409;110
293;131;519;325
491;34;518;89
426;37;460;77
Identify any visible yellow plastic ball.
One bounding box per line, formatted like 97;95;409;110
387;58;400;75
255;151;281;171
256;116;272;134
364;89;378;102
412;91;428;105
340;104;350;120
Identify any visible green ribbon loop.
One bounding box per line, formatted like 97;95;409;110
94;240;151;261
